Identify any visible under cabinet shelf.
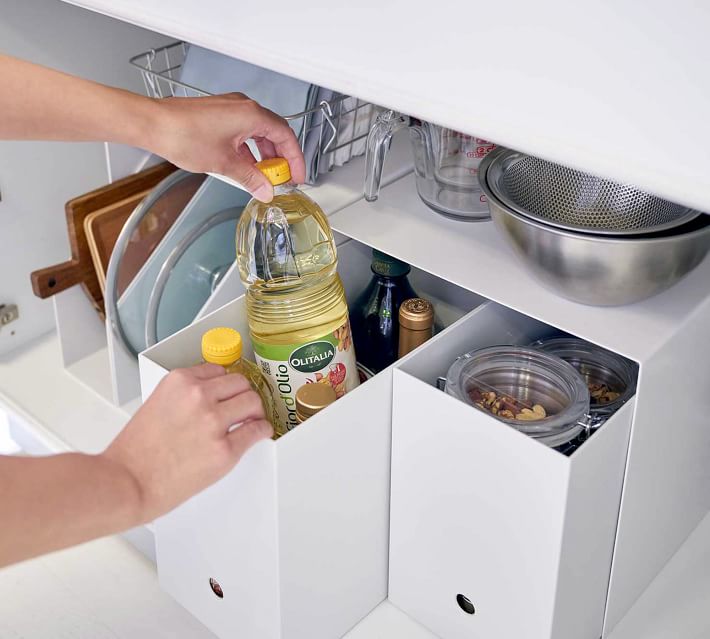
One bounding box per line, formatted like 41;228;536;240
329;173;710;363
65;0;710;212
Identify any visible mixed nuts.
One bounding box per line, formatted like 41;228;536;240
588;382;621;405
467;387;548;421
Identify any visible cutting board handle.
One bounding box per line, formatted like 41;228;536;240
31;261;84;298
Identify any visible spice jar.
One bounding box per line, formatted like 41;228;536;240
295;383;338;423
398;298;434;358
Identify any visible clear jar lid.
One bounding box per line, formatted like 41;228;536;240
531;337;637;418
445;345;590;447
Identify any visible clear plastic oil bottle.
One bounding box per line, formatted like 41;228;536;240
201;327;281;436
236;158;359;433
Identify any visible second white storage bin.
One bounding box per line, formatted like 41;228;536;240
389;302;635;639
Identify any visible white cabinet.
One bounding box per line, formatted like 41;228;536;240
3;2;710;638
331;176;710;637
63;0;710;213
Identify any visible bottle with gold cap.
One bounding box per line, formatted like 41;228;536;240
236;158;359;434
350;249;419;373
201;327;282;436
398;298;434;358
295;383;337;424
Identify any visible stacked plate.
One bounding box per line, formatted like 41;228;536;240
479;148;710;305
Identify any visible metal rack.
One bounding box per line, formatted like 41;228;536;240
130;41;378;183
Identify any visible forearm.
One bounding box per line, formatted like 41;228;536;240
0;53;158;147
0;452;142;567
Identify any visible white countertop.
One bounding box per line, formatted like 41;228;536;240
2;509;710;639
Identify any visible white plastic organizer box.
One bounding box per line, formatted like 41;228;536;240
389;301;634;639
138;239;481;639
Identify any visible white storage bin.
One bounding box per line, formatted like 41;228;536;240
389;301;635;639
139;239;481;639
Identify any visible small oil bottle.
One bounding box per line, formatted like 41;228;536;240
201;327;281;436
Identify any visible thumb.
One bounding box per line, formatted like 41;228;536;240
227;419;273;461
225;155;274;203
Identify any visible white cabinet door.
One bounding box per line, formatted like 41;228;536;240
0;0;170;356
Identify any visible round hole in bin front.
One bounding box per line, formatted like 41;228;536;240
456;593;475;615
209;577;224;599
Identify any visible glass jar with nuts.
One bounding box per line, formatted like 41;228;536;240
531;337;637;421
445;346;590;449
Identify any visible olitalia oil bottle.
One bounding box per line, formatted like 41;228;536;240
236;158;359;433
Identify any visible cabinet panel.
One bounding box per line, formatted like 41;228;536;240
0;0;171;356
65;0;710;212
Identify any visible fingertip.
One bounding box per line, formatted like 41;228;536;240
229;419;274;455
284;149;306;184
256;419;274;440
245;418;273;440
290;163;307;185
253;182;274;203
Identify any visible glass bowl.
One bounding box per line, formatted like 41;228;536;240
445;346;590;447
531;337;637;420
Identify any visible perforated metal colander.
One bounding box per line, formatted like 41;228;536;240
484;149;700;235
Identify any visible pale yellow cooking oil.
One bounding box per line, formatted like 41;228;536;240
201;327;280;435
236;158;359;433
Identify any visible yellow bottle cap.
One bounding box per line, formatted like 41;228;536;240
202;327;242;366
256;158;291;186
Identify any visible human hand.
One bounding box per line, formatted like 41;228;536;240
103;363;272;522
149;93;306;202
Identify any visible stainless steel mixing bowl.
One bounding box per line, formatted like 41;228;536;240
480;155;710;306
485;148;700;235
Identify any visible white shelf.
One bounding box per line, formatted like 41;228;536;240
66;346;117;404
66;0;710;213
330;173;710;362
0;332;131;455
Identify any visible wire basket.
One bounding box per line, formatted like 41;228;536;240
130;41;377;184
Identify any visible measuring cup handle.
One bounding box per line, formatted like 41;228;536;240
364;110;408;202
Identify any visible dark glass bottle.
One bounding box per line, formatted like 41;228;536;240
350;250;418;372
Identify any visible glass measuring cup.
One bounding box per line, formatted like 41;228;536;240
364;110;496;221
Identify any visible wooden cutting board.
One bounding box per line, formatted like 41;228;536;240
30;162;177;317
84;171;206;298
83;189;153;294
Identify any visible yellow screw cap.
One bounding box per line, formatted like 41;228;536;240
202;327;242;366
256;158;291;186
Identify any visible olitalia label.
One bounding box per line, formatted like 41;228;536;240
252;320;359;432
289;341;335;373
